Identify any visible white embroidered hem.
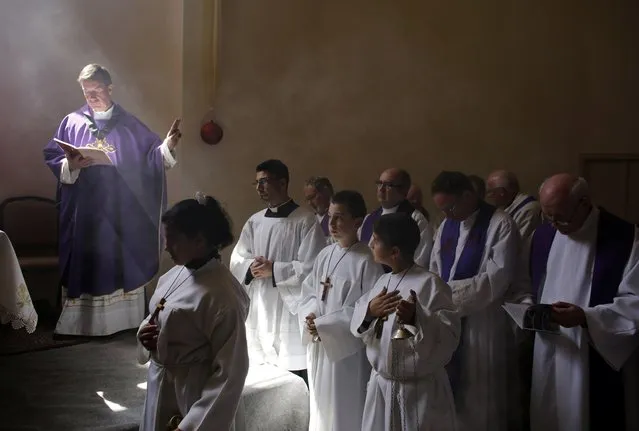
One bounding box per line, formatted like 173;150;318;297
55;285;146;336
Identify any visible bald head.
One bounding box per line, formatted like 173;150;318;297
539;173;591;234
485;169;520;208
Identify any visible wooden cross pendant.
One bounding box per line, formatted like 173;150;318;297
374;315;388;339
320;277;332;302
149;298;166;324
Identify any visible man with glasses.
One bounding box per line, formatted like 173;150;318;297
529;173;639;431
430;171;520;431
230;159;325;385
359;168;433;269
486;169;541;241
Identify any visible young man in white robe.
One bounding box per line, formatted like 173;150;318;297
137;194;249;431
430;171;520;431
298;190;384;431
304;176;334;245
351;212;460;431
359;168;433;269
528;174;639;431
230;159;326;384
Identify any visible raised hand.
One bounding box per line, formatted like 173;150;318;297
367;287;402;319
165;118;182;151
396;290;418;325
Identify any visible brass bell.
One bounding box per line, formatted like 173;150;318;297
392;323;415;340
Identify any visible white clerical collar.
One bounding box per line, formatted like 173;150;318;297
381;205;399;215
316;212;327;222
93;104;114;120
461;206;481;228
268;199;292;213
569;206;599;239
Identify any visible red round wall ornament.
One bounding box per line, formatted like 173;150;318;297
200;114;223;145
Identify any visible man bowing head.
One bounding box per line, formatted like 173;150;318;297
529;173;639;431
230;159;326;385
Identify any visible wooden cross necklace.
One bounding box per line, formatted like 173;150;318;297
320;242;356;302
149;266;197;324
374;264;414;339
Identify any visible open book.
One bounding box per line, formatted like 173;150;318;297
502;303;560;333
54;138;113;166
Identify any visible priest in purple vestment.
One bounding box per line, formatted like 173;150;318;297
528;173;639;431
303;176;334;242
430;171;520;431
43;64;181;336
359;168;433;269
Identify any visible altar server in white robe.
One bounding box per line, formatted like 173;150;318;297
430;171;520;431
359;168;433;269
352;213;460;431
299;190;385;431
137;194;249;431
529;173;639;431
230;159;326;383
486;169;541;241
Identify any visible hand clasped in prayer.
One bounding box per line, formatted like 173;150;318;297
551;301;587;328
250;256;274;279
305;313;319;337
138;323;159;351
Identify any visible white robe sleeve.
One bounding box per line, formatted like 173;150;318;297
514;203;542;241
159;139;178;169
273;220;326;314
447;216;520;317
584;227;639;371
315;259;385;362
429;221;444;275
297;259;322;346
178;305;250;431
412;210;434;269
59;158;81;184
393;276;461;373
229;220;255;287
136;315;153;365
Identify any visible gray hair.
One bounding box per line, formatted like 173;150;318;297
305;176;334;196
77;64;112;86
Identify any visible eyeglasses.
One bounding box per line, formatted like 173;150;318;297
485;187;506;197
542;199;583;227
375;181;402;189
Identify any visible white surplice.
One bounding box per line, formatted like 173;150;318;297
229;204;326;370
430;209;520;431
504;193;542;242
530;207;639;431
351;265;460;431
138;258;250;431
298;241;385;431
360;207;434;268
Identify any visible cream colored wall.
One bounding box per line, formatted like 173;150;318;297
190;0;639;234
0;0;183;204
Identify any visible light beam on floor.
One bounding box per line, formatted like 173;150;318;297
137;382;147;390
96;391;127;412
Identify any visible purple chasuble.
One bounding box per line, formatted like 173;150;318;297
508;195;536;218
359;200;415;244
529;208;634;430
43;104;166;299
320;213;329;236
439;201;496;396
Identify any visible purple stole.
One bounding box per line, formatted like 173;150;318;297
440;201;496;395
359;200;415;244
319;213;329;236
508;195;536;218
530;208;634;430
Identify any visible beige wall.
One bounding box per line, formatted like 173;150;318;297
2;1;638;264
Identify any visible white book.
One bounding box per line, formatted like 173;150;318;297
54;138;113;166
502;302;560;334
